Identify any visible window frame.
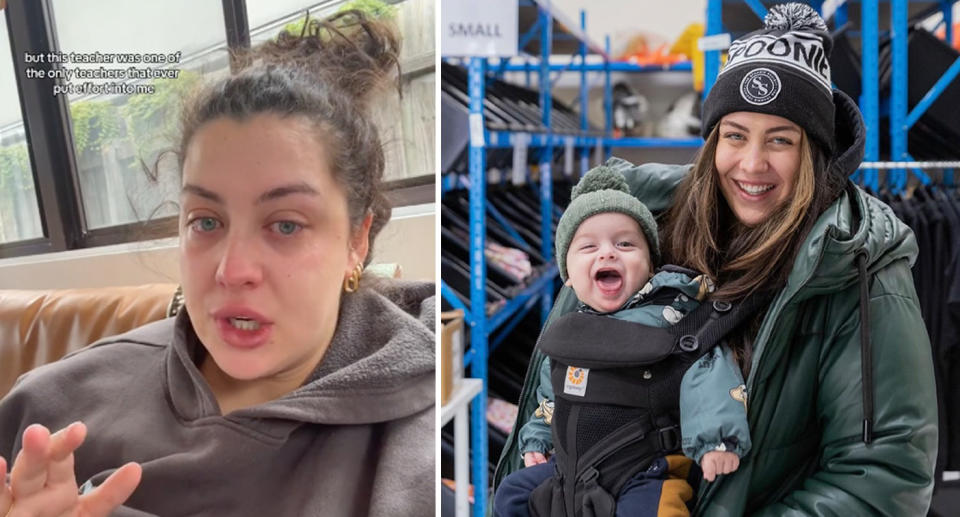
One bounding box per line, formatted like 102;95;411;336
0;0;434;259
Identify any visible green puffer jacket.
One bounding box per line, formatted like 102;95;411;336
493;91;937;515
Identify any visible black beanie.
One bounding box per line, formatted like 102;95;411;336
702;3;835;154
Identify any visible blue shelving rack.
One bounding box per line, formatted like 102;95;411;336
440;3;710;515
443;2;959;516
441;3;598;515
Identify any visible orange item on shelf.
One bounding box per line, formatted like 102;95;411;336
618;34;688;67
933;22;960;51
441;479;475;504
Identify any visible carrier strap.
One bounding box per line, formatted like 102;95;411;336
669;289;774;356
540;289;773;368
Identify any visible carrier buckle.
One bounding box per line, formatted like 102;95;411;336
658;425;681;451
578;466;600;484
678;335;699;352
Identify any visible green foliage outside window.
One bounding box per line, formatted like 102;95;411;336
66;70;201;161
123;70;202;159
69;100;123;154
0;143;30;192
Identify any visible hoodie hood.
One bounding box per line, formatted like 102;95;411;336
776;90;918;305
164;281;435;426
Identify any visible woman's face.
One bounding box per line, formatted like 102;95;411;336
179;114;369;384
714;111;803;227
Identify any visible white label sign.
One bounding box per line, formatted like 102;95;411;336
469;113;485;147
698;33;732;52
442;0;519;57
512;133;529;185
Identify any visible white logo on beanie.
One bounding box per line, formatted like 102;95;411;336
722;32;830;91
739;68;781;105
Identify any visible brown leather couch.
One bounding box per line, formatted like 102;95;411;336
0;284;181;397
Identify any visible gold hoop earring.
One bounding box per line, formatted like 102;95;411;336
343;263;363;293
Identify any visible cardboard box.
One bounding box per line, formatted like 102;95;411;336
440;310;465;405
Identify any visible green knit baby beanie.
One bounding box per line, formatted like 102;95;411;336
555;166;660;281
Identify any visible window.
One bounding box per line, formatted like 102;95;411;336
0;0;434;258
50;0;229;230
0;16;42;245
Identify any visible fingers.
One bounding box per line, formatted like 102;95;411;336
701;451;740;482
522;452;536;467
79;462;142;517
46;422;86;486
522;452;548;467
0;456;12;516
721;454;740;475
701;456;717;482
10;422;87;500
10;424;52;498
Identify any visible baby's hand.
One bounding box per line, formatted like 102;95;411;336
701;450;740;482
523;451;548;467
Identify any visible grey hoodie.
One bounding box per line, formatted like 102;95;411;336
0;281;436;516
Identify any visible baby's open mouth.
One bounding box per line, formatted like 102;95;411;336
595;269;623;291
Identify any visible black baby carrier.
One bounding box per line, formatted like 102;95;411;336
527;289;769;517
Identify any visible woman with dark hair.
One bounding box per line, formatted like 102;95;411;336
0;11;434;517
494;4;937;515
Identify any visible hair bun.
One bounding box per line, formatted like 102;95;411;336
253;9;400;107
763;2;827;32
571;166;630;199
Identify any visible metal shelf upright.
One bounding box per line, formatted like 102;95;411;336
884;0;959;191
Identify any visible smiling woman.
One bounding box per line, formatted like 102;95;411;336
0;9;435;517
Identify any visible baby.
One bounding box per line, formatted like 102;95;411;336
494;166;751;517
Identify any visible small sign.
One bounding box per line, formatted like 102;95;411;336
442;0;519;57
698;33;732;52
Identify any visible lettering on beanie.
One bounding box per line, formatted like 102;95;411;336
739;68;781;105
722;31;831;91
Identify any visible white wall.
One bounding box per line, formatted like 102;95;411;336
0;204;435;289
549;0;706;54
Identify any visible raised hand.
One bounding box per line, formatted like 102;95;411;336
4;422;141;517
701;450;740;482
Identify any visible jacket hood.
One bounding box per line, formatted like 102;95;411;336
159;281;435;426
780;91;918;304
